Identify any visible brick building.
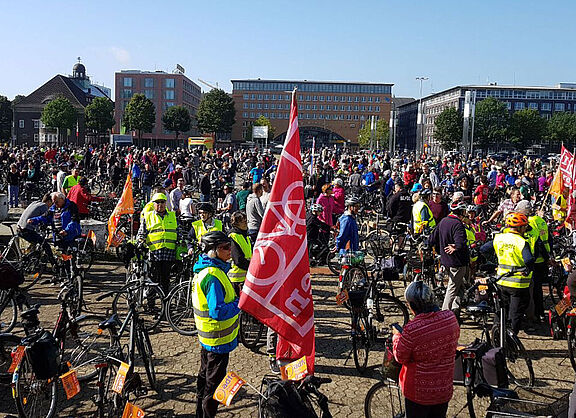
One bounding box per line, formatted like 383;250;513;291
230;79;393;146
114;68;202;145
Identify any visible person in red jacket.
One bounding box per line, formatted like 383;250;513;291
393;281;460;418
67;177;105;219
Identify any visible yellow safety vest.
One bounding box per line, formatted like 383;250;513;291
192;267;239;348
553;195;568;221
412;200;436;234
144;211;178;251
228;232;252;283
493;231;532;288
526;215;550;264
465;226;478;262
192;219;223;243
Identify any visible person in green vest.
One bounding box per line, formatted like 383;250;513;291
137;193;179;300
61;168;81;195
188;203;223;245
412;189;436;235
480;212;535;335
192;231;239;418
228;211;252;296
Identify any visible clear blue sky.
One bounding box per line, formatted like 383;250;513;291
2;0;575;100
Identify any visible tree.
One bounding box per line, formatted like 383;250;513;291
162;105;191;140
196;89;235;134
546;112;576;147
474;97;509;149
434;107;463;151
0;96;12;140
123;93;155;141
245;115;276;142
85;97;115;136
41;96;77;144
508;108;547;149
357;118;389;149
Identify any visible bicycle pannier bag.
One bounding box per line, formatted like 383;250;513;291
0;262;24;290
27;331;59;379
481;347;509;388
548;309;567;340
259;378;316;418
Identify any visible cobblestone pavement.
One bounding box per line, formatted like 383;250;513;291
0;260;574;417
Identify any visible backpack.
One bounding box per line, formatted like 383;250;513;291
259;378;316;418
26;331;60;379
0;262;25;290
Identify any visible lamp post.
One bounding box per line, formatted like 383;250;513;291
416;77;429;155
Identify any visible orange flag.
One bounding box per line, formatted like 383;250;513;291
549;167;564;198
106;173;134;249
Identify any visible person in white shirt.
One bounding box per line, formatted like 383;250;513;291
170;178;185;215
179;186;196;219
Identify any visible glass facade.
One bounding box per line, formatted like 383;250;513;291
232;80;392;94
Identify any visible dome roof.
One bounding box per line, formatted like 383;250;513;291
73;63;86;73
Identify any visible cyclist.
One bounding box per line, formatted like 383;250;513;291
480;212;535;335
192;231;239;418
412;188;436;234
386;181;412;224
17;192;52;251
188;203;223;245
306;203;331;263
66;177;106;219
228;211;252;296
335;197;360;255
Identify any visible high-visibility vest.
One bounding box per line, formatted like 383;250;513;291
412;200;436;234
192;219;223;243
144;211;178;251
553;195;568;221
228;232;252;283
493;231;532;288
192;267;239;348
526;215;550;264
465;226;478;262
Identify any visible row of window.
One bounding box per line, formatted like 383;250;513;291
241;112;375;121
241;93;383;103
121;89;175;100
120;101;175;111
233;81;392;94
242;103;381;112
476;89;576;101
123;77;176;89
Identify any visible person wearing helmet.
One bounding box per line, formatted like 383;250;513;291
412;189;436;235
307;203;331;263
392;281;460;417
480;212;535;335
192;231;239;418
228;211;252;296
137;192;180;297
335;197;360;255
430;201;470;318
188;202;223;245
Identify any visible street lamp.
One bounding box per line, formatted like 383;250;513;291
416;77;429;155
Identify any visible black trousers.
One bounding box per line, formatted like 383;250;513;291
498;285;530;335
150;260;172;296
405;398;449;418
532;262;547;318
196;348;229;418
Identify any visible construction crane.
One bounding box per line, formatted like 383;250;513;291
197;78;219;90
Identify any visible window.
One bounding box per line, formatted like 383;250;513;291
555;103;565;111
355;96;359;102
251;94;256;100
34;133;39;142
375;106;380;112
250;112;255;118
243;94;249;100
243;112;248;118
270;112;275;118
264;104;268;109
144;78;154;88
19;120;24;128
264;94;269;100
243;103;248;109
361;106;365;111
334;96;339;102
270;104;275;109
319;96;324;101
347;96;352;102
144;90;154;99
361;97;366;102
368;97;373;102
529;103;538;110
165;102;175;109
375;97;381;103
327;96;332;102
326;105;331;110
165;78;175;88
123;77;133;87
298;95;303;101
272;94;276;100
541;102;552;111
165;90;175;100
514;102;525;110
122;89;133;99
306;95;311;101
313;96;317;101
504;101;511;110
250;103;255;109
312;105;317;110
257;104;262;109
258;94;263;100
33;120;39;129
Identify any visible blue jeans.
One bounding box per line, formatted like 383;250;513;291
8;185;19;208
200;194;210;203
142;185;152;203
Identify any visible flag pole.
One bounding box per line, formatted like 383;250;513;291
540;165;561;212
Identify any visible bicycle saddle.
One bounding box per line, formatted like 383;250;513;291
475;382;518;400
467;301;494;314
20;305;40;320
98;314;120;330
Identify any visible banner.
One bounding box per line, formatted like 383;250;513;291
548;167;564;197
239;90;315;375
559;145;574;190
106;174;134;249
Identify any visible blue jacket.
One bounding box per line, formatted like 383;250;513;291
30;199;81;243
384;177;395;196
193;254;239;353
336;212;359;254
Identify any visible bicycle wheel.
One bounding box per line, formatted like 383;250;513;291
548;265;566;305
491;327;535;387
375;293;409;332
326;250;341;276
13;352;58;418
340;266;368;293
77;238;95;270
67;274;84;317
112;282;165;332
166;281;197;336
0;333;21;379
19;250;45;290
364;379;404;418
0;290;17;333
63;314;114;382
239;311;265;351
96;361;127;418
137;325;157;391
352;313;370;374
568;318;576;373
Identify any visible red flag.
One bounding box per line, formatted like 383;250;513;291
565;147;576;228
560;145;574;191
239;91;315;375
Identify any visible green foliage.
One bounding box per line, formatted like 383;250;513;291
0;96;12;140
196;89;235;134
245;115;276;142
85;97;115;134
546;112;576;145
508;108;547;148
162;105;191;140
357;118;389;149
434;107;463;150
474;97;509;148
41;96;77;138
123;93;155;140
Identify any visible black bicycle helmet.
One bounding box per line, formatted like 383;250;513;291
345;197;360;207
420;188;432;197
201;231;231;252
404;280;436;314
197;202;215;214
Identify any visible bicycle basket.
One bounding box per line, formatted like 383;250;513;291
366;235;392;258
381;343;401;382
259;377;317;418
0;261;24;290
26;331;59;379
342;251;365;266
348;290;366;312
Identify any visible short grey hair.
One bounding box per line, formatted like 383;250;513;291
51;192;65;201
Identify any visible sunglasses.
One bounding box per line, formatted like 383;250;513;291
154;200;166;204
217;243;231;251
